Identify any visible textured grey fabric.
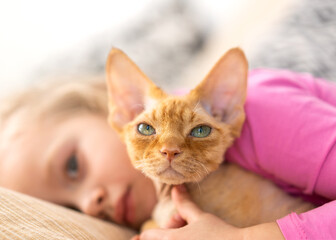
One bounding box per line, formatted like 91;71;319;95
35;0;208;90
250;0;336;81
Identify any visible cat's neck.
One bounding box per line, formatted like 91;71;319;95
153;180;173;199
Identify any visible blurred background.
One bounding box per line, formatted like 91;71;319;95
0;0;335;96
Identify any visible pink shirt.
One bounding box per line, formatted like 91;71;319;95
225;69;336;239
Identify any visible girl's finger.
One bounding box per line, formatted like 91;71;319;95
130;235;140;240
139;228;171;240
164;213;187;228
171;185;203;224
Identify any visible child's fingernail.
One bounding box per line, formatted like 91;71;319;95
173;213;183;221
176;184;186;193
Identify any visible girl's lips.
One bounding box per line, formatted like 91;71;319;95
124;186;135;226
114;186;135;226
114;188;128;225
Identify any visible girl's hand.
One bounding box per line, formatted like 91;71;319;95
136;185;285;240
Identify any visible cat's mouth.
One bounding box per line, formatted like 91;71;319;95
157;166;185;184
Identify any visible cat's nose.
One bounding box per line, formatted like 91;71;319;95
160;146;182;163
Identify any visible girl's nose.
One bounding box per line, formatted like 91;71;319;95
82;187;107;217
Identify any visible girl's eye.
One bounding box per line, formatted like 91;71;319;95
190;125;211;138
66;154;79;179
138;123;155;136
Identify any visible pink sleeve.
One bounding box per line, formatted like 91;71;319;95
277;201;336;239
226;69;336;239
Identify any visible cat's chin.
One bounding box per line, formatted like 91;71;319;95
156;167;186;185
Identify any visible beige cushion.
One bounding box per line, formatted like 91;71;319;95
0;187;135;239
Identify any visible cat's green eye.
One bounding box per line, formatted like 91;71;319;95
190;125;211;138
138;123;155;136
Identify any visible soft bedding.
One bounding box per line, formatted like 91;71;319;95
0;187;135;239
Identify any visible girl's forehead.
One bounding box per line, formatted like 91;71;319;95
0;124;44;189
0;112;70;174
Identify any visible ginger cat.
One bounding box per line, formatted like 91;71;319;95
105;48;314;229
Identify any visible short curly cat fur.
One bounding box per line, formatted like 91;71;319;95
106;48;314;229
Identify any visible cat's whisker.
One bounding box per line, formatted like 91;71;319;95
198;161;210;175
193;100;201;112
193;168;203;182
179;159;209;180
133;162;146;169
192;175;202;195
134;163;159;173
134;158;172;178
132;102;146;110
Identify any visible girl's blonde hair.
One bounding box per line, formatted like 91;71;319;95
0;77;108;133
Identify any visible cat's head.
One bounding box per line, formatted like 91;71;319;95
106;48;248;185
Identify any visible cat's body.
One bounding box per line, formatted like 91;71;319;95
105;47;314;230
150;163;314;229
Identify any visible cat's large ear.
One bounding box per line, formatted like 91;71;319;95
106;48;166;133
191;48;248;137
